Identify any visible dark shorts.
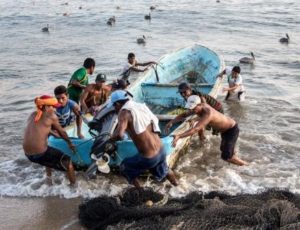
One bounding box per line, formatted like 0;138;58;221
26;146;71;171
220;124;239;160
120;147;169;184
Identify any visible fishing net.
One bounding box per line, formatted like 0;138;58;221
79;188;300;230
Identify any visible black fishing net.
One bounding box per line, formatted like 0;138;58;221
79;188;300;230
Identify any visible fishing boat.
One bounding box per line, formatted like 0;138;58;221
48;44;225;178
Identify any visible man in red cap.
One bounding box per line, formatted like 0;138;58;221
23;95;77;185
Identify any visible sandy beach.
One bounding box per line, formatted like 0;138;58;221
0;197;82;229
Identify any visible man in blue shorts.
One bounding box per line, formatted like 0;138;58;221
54;85;84;139
109;90;178;188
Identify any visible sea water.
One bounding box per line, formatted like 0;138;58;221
0;0;299;198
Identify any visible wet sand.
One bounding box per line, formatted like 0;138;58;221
0;197;83;229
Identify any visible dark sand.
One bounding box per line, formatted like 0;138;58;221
0;197;83;229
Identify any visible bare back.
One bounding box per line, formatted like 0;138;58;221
23;112;55;154
117;110;161;158
196;103;236;133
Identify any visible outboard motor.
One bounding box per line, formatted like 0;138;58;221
85;103;119;179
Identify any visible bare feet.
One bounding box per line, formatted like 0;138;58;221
227;155;249;166
166;170;178;186
132;178;142;188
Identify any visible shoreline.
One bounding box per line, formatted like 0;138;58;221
0;196;83;229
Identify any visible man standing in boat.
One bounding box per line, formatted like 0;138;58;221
166;95;248;166
67;58;96;103
121;52;157;80
177;82;224;140
23;95;77;185
109;90;178;188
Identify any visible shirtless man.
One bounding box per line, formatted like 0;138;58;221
80;73;110;114
23;95;77;184
109;90;178;188
177;82;224;140
165;95;248;166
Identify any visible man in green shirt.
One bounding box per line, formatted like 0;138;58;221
67;58;96;103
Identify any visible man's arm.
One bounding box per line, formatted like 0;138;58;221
72;104;84;139
79;86;91;114
172;110;211;147
69;68;87;89
51;115;76;152
129;66;147;72
69;80;86;89
164;110;194;134
110;110;129;142
217;69;226;78
136;61;157;67
223;84;239;92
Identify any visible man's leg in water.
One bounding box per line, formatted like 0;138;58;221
46;167;53;185
66;160;76;184
227;148;248;166
166;169;178;186
62;158;76;185
132;178;142;188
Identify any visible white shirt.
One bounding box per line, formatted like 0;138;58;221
225;66;245;92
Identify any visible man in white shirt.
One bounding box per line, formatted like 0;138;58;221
121;52;157;80
218;66;245;101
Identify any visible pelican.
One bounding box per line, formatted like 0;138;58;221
41;24;49;32
137;35;146;44
239;52;255;64
279;33;289;44
144;13;151;20
107;16;115;26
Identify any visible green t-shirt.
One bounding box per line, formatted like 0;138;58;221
67;67;88;103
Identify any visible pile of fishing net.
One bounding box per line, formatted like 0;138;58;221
79;187;300;229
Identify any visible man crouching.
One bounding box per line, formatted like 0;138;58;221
109;90;178;188
23;95;76;185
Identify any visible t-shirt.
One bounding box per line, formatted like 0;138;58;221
121;60;139;79
224;66;245;93
67;67;88;103
55;99;77;127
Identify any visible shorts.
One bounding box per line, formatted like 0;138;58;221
220;124;239;160
26;146;71;171
120;147;169;184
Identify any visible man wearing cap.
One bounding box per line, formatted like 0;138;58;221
177;82;224;140
109;90;178;188
80;73;110;114
23;95;77;185
67;58;96;103
166;95;248;166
